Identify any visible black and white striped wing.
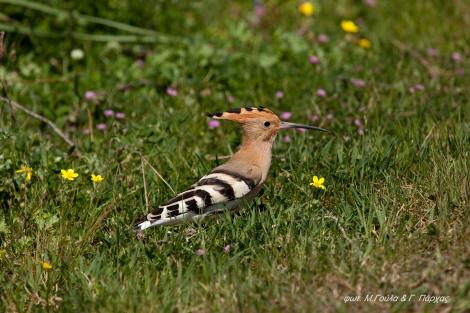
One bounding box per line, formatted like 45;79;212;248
135;169;259;230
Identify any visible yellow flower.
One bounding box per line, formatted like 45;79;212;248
91;174;104;183
61;169;79;181
299;2;315;16
16;165;33;181
341;20;359;33
358;38;371;48
42;261;52;270
310;175;326;190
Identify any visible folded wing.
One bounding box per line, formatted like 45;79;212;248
135;167;261;230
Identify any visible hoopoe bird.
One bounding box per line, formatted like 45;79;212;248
135;107;327;231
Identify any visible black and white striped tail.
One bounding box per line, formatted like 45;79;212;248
135;169;256;231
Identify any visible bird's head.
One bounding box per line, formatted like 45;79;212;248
207;107;327;143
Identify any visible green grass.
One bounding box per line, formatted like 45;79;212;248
1;0;469;312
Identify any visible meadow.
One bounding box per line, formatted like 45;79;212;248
0;0;469;312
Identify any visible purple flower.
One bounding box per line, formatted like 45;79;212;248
316;89;327;97
226;95;234;103
254;4;265;17
452;52;462;62
166;87;178;97
84;91;97;101
351;78;366;88
223;245;231;254
208;120;220;129
364;0;376;7
96;123;106;130
414;83;425;91
318;34;330;43
275;91;284;99
353;119;363;127
104;109;114;117
296;128;307;133
427;48;439;57
135;59;145;68
82;128;91;135
455;68;465;76
308;55;320;65
409;83;425;94
310;114;320;122
280;112;292;121
115;112;125;119
196;248;206;256
282;135;291;143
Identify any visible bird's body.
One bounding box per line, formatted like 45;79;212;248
135;107;327;231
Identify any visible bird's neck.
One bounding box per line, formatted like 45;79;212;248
232;136;276;182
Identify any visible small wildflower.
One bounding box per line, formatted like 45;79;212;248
280;112;292;121
223;245;231;254
135;59;145;68
226;95;235;103
16;165;33;181
104;109;114;117
166;87;178;97
61;169;79;181
364;0;376;7
427;48;439;57
42;261;52;270
353;118;363;127
341;20;359;33
254;3;265;17
208;120;220;129
196;248;206;256
296;128;307;133
275;91;284;99
451;52;462;62
96;123;106;130
308;55;320;65
91;174;104;183
358;38;371;49
298;2;315;17
115;112;125;119
309;175;326;190
414;83;425;91
282;135;291;143
84;91;97;101
326;112;334;120
318;34;330;43
310;114;320;122
455;68;465;76
70;49;84;60
316;89;327;97
351;78;366;88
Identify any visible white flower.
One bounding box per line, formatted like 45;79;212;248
70;49;84;60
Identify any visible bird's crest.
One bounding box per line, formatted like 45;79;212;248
206;107;277;122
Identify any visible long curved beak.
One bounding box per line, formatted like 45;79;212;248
280;122;328;132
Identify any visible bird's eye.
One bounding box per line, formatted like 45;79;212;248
264;121;271;127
